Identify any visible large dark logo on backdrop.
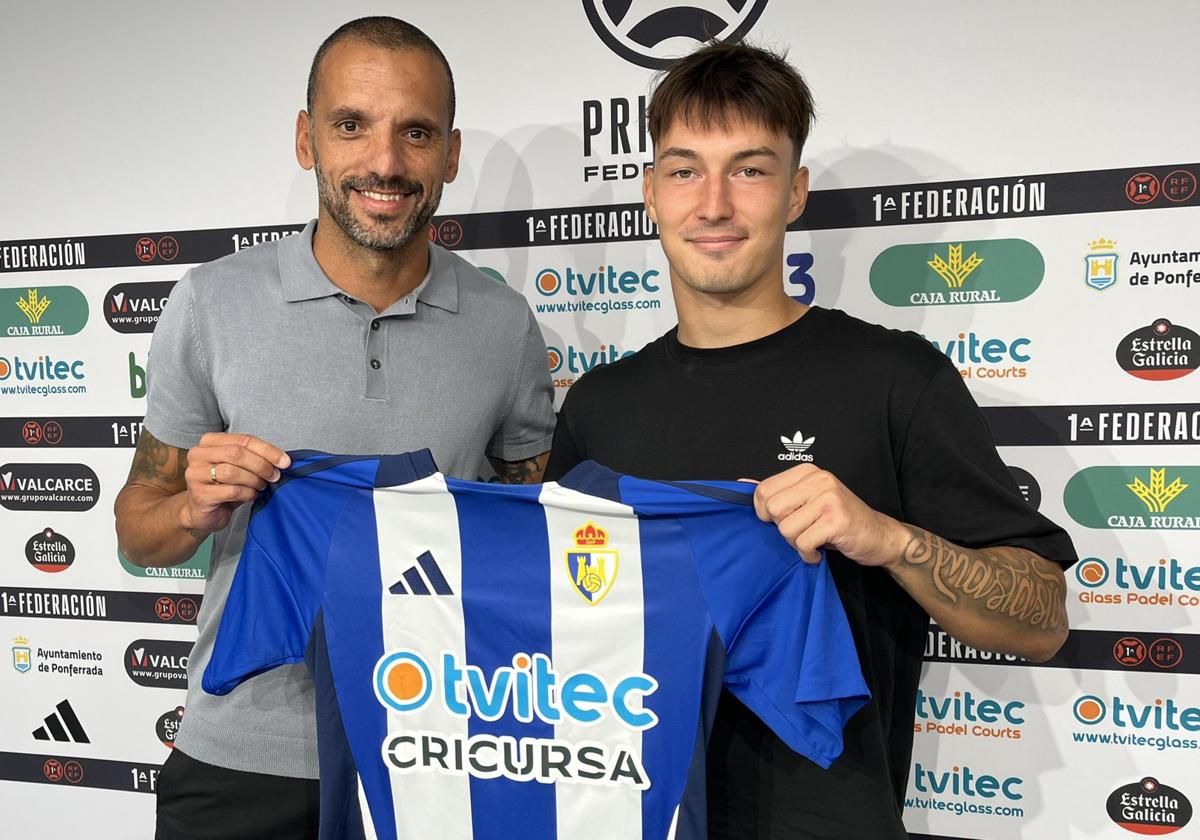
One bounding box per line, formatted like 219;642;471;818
1116;318;1199;381
124;639;191;688
582;0;771;68
1107;777;1192;834
0;463;100;511
25;528;75;573
104;281;175;334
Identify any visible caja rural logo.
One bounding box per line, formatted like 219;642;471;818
372;647;659;787
1065;466;1199;530
1074;555;1200;609
582;0;771;69
1107;777;1192;835
0;287;88;337
870;239;1043;307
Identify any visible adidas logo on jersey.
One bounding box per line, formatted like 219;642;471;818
32;698;90;743
778;431;816;462
389;551;453;596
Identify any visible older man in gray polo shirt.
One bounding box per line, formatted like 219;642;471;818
115;16;555;840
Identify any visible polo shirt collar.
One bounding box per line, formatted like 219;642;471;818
278;219;459;313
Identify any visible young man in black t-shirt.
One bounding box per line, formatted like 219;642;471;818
544;43;1077;840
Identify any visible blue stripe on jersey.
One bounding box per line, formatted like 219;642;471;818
557;460;621;501
323;483;399;840
449;479;557;840
308;611;368;840
633;513;711;839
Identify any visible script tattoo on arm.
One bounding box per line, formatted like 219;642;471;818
489;452;550;485
899;527;1068;632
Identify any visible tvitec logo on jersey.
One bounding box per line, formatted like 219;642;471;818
532;264;662;316
373;648;657;788
871;239;1043;307
1075;556;1200;608
582;0;771;69
1064;466;1200;530
0;287;88;337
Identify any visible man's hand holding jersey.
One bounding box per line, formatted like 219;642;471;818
181;432;291;535
754;463;1069;663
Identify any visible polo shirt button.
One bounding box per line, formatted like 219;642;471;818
371;320;380;331
342;294;353;303
370;358;381;370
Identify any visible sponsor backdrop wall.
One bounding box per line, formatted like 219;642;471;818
2;1;1198;837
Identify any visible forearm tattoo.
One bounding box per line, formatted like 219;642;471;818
126;429;187;486
900;528;1067;632
491;453;549;485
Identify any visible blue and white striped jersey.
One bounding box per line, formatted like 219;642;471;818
203;451;868;840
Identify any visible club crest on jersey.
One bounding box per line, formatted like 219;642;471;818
566;521;618;605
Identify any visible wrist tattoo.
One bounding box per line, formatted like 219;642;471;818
127;429;187;488
490;453;549;485
901;528;1067;631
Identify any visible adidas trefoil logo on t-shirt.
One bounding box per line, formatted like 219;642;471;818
778;431;816;462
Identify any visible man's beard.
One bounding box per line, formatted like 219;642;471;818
314;157;442;252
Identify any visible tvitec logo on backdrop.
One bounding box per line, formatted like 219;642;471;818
532;263;663;316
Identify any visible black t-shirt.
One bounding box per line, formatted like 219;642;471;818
545;306;1077;840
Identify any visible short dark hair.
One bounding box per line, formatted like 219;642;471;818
647;41;814;164
307;16;456;127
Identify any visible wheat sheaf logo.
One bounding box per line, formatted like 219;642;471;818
582;0;772;69
1127;468;1189;514
16;289;52;325
927;244;984;289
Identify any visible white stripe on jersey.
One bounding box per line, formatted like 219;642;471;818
374;475;473;839
359;774;379;840
541;484;644;840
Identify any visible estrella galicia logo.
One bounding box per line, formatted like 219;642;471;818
785;253;816;304
124;640;191;688
870;239;1043;307
25;528;75;573
1116;318;1199;381
1107;777;1192;834
0;463;100;511
104;281;175;334
582;0;771;69
0;286;89;338
156;706;184;748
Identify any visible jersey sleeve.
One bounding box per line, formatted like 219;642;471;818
674;493;869;769
201;457;358;695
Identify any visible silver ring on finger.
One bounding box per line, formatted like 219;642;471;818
210;464;221;485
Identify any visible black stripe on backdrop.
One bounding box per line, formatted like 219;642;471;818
0;161;1195;270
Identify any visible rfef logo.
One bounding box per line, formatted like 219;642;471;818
156;706;184;748
1126;173;1160;205
1107;777;1192;834
104;281;174;333
0;463;100;511
124;639;192;688
25;528;75;573
582;0;771;69
1064;466;1199;530
1085;239;1119;291
870;239;1043;307
0;287;89;337
1116;318;1198;381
